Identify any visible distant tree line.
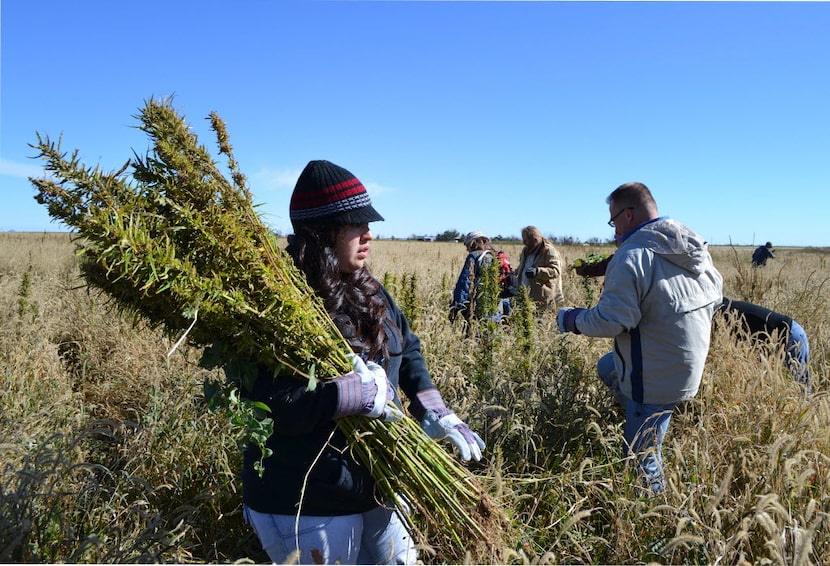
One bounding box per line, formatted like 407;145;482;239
413;229;613;246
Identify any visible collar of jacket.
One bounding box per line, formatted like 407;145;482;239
617;216;668;245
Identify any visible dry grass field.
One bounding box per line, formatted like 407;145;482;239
1;231;828;564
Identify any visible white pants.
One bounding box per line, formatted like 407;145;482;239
243;504;417;565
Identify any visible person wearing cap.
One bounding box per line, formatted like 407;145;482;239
240;160;485;565
516;225;565;314
556;182;723;493
752;241;775;267
449;231;508;326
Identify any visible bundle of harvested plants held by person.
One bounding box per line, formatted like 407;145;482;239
29;97;505;561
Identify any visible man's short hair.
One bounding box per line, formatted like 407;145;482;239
607;182;657;210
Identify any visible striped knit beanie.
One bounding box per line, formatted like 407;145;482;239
289;160;384;229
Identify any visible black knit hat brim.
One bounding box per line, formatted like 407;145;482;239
291;205;384;230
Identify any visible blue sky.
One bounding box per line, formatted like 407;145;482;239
2;1;828;246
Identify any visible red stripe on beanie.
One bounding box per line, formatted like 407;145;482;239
291;177;366;210
289;160;383;226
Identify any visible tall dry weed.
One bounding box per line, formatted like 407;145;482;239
2;234;829;563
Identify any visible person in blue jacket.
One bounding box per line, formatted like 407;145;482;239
449;231;509;326
240;160;485;565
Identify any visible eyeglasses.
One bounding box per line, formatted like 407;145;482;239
608;207;634;227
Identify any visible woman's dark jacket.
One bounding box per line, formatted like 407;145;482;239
240;285;435;516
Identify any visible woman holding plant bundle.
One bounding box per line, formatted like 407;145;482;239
241;160;485;565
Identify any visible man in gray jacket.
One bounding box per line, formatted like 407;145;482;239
557;182;723;493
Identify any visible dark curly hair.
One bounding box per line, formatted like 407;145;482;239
286;222;399;366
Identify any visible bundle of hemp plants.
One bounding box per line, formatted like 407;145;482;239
29;97;504;562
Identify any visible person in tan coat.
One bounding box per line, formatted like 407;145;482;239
516;225;565;313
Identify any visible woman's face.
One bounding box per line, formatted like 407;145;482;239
335;223;373;273
523;232;541;249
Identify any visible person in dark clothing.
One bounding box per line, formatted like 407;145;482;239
241;160;484;565
717;297;812;388
569;258;812;390
752;242;775;266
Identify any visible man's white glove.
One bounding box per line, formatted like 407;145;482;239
334;354;403;422
420;410;486;462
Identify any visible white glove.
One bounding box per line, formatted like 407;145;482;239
347;354;404;422
420;410;485;462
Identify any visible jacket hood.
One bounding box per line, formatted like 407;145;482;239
624;218;711;275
